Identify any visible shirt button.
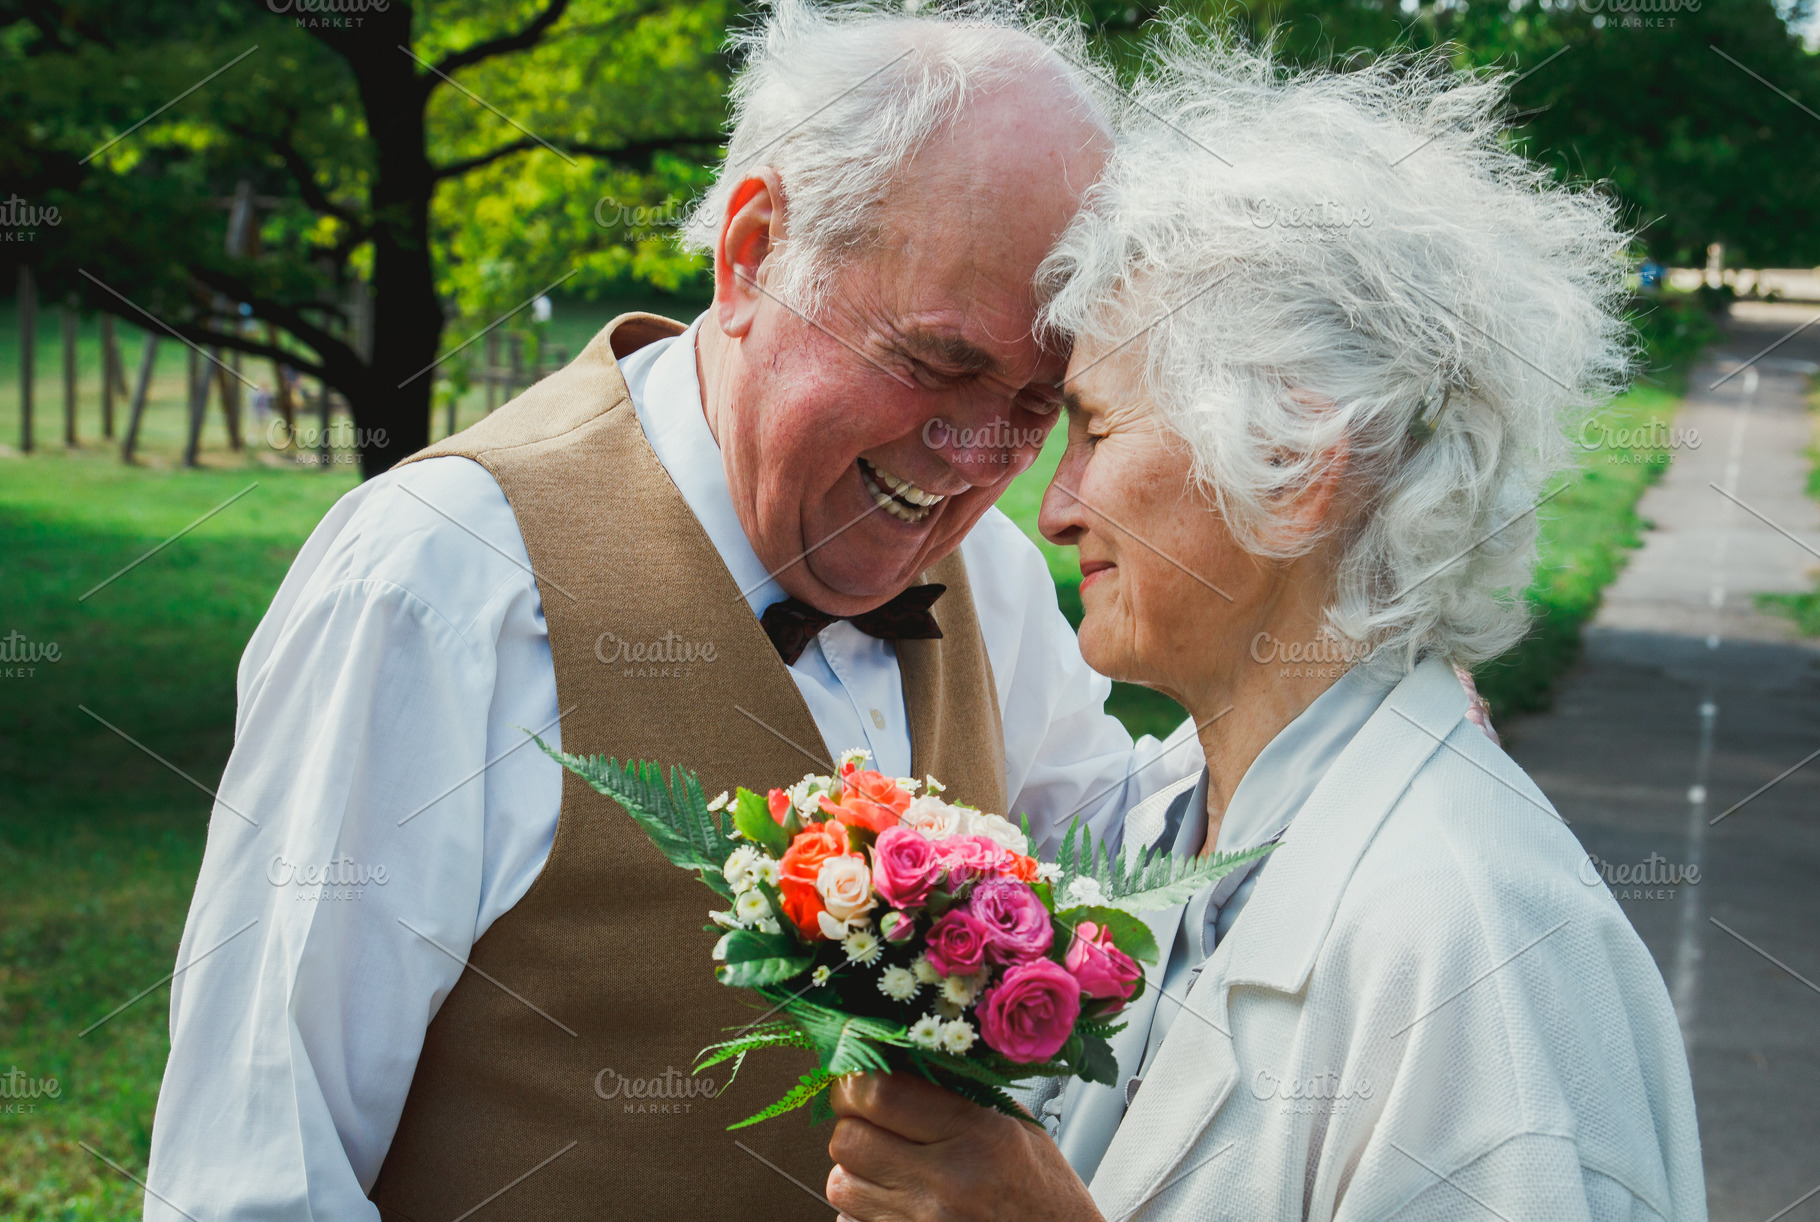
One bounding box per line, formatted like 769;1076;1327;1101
869;708;886;730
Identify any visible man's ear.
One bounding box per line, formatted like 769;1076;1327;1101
714;167;786;339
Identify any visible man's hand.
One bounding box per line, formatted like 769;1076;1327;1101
826;1073;1105;1222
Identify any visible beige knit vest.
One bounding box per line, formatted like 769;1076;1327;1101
367;314;1007;1219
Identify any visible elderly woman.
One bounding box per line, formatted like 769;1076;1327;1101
825;30;1705;1222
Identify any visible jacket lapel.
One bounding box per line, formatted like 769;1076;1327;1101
1086;658;1469;1219
1055;774;1196;1184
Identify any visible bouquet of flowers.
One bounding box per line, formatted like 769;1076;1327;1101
539;742;1272;1129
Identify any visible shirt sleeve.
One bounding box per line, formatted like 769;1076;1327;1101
963;510;1203;857
144;458;561;1220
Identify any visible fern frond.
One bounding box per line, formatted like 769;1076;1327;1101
1048;814;1279;914
533;740;732;875
727;1070;837;1130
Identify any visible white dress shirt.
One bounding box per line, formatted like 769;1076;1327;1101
143;316;1199;1220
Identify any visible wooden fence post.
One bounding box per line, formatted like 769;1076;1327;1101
17;267;35;453
62;303;78;447
121;334;158;463
101;315;118;438
212;349;243;450
183;347;207;467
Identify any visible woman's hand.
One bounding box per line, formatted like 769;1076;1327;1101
826;1073;1105;1222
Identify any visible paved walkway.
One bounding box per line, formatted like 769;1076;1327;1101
1505;302;1820;1222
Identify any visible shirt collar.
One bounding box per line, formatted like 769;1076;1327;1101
625;313;789;619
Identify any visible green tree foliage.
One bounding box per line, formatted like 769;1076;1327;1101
2;0;733;474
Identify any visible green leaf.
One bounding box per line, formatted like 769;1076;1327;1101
1076;1032;1119;1086
732;787;789;855
727;1070;838;1130
694;1023;811;1073
716;932;815;988
1056;905;1160;965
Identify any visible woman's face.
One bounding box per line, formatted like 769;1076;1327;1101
1038;341;1276;706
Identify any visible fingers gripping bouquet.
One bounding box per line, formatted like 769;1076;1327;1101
539;742;1272;1129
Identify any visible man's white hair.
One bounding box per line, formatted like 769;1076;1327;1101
681;0;1108;312
1039;27;1634;673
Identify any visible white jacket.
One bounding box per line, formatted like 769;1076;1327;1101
1064;656;1706;1221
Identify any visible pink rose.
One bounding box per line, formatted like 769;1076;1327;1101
978;958;1082;1064
1063;921;1142;1010
924;909;991;977
870;826;944;910
967;879;1054;965
936;833;1015;887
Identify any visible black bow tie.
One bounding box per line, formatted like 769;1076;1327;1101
760;584;946;666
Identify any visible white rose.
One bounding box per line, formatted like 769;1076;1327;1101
901;795;965;840
967;812;1029;856
816;854;876;923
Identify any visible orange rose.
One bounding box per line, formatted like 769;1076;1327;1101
1007;853;1040;882
778;821;850;937
817;769;910;833
766;788;791;823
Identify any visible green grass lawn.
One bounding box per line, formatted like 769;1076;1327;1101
0;291;1712;1217
1;458;357;1218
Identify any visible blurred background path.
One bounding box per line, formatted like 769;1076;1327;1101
1507;302;1820;1222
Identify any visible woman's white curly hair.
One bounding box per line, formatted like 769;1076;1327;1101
681;0;1108;314
1040;25;1635;674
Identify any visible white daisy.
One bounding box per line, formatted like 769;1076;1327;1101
938;1019;976;1055
708;909;740;930
723;845;762;889
707;791;730;811
842;928;884;966
923;775;946;793
940;975;976;1007
1064;876;1106;908
754;917;781;935
1035;862;1063;885
754;856;781;887
908;1014;943;1049
811;965;833;987
911;954;942;985
878;966;919;1002
934;998;964;1020
733;888;769;925
839;747;873;771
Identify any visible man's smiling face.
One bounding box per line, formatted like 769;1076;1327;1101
699;72;1108;616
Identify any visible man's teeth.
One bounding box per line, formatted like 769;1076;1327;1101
861;459;944;524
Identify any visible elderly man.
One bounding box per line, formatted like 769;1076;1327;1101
143;4;1196;1219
